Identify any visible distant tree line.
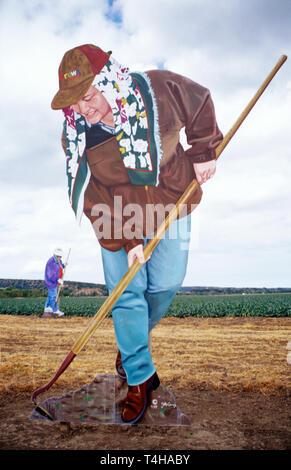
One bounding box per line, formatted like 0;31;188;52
0;279;108;297
0;287;107;298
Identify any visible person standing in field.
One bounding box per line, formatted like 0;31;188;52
43;248;65;317
51;44;223;423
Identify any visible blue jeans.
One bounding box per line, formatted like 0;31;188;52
101;214;191;385
45;286;58;312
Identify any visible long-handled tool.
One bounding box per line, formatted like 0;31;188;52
32;55;287;420
54;248;71;310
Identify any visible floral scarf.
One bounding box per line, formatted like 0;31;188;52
62;57;163;223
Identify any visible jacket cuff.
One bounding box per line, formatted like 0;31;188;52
124;238;144;254
186;148;216;164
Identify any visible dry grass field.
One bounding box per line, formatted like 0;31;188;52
0;314;290;450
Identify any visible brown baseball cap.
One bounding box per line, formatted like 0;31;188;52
51;44;111;110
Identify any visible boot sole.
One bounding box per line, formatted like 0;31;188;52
121;373;160;425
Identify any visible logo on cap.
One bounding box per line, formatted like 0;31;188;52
60;70;81;81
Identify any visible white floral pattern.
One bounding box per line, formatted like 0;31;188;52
62;56;162;223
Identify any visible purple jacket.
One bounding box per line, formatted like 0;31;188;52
45;256;64;289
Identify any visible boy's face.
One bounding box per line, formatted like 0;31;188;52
71;86;112;124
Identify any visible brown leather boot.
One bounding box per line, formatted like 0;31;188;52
121;372;160;424
116;350;126;379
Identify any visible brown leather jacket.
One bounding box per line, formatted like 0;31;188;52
62;70;223;253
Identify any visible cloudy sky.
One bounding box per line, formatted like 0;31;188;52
0;0;290;287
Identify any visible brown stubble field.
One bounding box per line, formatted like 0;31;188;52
0;314;290;450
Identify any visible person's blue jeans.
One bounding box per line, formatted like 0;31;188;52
45;286;58;312
101;214;191;386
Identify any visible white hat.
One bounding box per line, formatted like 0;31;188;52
54;248;63;257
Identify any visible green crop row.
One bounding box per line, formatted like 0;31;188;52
0;293;290;318
165;294;291;318
0;297;107;317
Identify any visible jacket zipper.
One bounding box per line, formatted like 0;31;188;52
145;185;154;233
88;136;116;151
145;185;151;204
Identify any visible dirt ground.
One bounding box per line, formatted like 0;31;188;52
0;315;290;451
